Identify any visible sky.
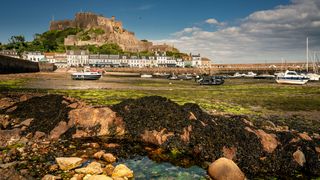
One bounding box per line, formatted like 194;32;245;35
1;0;320;64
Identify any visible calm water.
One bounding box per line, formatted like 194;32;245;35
115;156;208;180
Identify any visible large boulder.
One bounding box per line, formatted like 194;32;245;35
75;161;103;175
68;107;125;138
112;164;134;179
55;157;82;171
208;158;245;180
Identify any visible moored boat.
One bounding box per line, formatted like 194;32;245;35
71;71;102;80
141;74;153;78
275;70;308;85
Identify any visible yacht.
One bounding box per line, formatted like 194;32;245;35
71;71;102;80
275;70;308;85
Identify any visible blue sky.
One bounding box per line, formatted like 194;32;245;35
1;0;320;63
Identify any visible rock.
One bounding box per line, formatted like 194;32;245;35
245;127;278;153
180;125;192;143
0;114;10;129
19;118;33;127
243;119;254;127
75;161;103;175
19;94;33;102
33;131;46;140
222;146;237;160
90;143;100;149
0;161;19;169
188;112;197;120
68;107;125;138
293;149;306;166
42;174;61;180
102;153;117;163
316;147;320;154
112;164;134;179
49;121;69;140
104;143;120;148
0;98;15;109
56;157;82;171
103;164;114;176
93;151;105;159
298;132;312;141
0;167;28;180
140;128;174;146
70;174;85;180
83;174;92;180
86;175;112;180
208;158;245;180
49;164;59;172
0;128;21;146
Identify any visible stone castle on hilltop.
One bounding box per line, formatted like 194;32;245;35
50;12;152;52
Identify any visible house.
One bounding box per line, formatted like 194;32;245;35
191;54;201;67
200;57;212;68
23;52;45;62
54;53;68;68
66;50;89;67
176;58;185;68
0;49;20;59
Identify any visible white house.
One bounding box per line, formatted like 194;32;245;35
191;54;202;67
176;58;185;68
23;52;45;62
66;50;89;67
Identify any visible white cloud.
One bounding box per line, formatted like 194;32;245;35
153;0;320;64
205;18;226;26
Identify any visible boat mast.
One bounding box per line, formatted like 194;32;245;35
306;37;309;72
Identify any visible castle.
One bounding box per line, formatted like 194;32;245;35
50;12;152;52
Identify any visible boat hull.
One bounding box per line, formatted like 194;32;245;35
276;79;308;85
71;74;101;80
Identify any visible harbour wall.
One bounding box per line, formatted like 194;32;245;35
103;62;309;75
0;55;56;74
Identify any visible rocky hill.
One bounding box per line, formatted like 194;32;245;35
50;12;152;52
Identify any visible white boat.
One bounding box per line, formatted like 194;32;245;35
232;72;245;78
141;74;153;78
275;70;308;85
306;73;320;81
71;71;102;80
244;72;257;77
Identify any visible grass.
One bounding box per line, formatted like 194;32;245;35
1;76;320;115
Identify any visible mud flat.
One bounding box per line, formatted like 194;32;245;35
0;93;319;179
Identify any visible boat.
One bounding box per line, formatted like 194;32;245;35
244;72;257;78
306;73;320;81
168;73;179;80
71;71;102;80
141;74;153;78
178;74;193;80
198;76;224;85
231;72;245;78
275;70;308;85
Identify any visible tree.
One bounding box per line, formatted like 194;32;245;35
8;35;25;44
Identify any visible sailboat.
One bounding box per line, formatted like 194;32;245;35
305;37;320;81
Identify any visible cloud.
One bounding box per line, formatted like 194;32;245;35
153;0;320;64
205;18;226;26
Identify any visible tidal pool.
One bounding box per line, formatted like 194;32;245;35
115;156;208;180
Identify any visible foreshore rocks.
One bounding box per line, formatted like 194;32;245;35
0;93;319;179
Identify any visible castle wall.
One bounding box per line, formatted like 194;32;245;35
50;20;75;31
